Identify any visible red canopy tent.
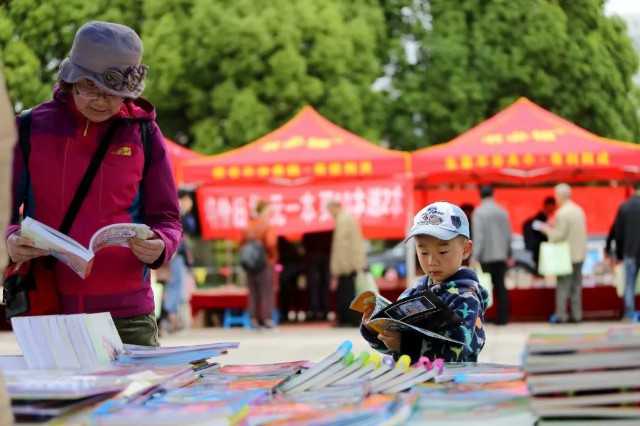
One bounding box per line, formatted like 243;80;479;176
411;98;640;185
164;138;203;186
179;106;411;240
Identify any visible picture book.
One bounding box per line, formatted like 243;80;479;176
531;389;640;411
11;313;124;370
525;329;640;354
350;289;464;345
375;358;444;394
219;361;308;377
524;348;640;374
434;362;525;384
276;341;352;393
527;368;640;395
412;380;530;410
531;406;640;419
406;394;536;426
12;393;116;420
124;342;240;358
21;217;150;278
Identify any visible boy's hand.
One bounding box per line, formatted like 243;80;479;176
129;230;166;265
377;330;401;351
362;304;376;331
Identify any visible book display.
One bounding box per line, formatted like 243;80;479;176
524;326;640;423
2;313;540;425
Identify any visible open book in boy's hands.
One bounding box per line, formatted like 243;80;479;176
21;217;150;279
350;289;465;345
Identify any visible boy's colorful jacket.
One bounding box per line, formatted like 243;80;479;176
361;268;489;363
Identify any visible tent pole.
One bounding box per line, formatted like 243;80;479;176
405;174;416;289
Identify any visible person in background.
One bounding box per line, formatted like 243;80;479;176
523;196;557;273
5;21;182;346
302;230;333;322
471;185;513;325
160;190;196;334
611;181;640;321
327;199;366;327
459;203;475;266
240;199;278;329
361;201;489;363
541;183;587;324
277;235;304;323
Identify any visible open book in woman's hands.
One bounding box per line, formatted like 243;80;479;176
20;217;150;279
350;289;465;345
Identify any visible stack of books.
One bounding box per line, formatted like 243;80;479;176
275;340;444;396
523;326;640;425
11;313;125;369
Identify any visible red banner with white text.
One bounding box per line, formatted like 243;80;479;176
196;178;411;240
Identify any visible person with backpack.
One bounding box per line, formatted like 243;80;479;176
239;199;278;329
5;21;182;346
522;196;556;273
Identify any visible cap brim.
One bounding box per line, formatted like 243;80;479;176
58;58;144;98
404;225;459;243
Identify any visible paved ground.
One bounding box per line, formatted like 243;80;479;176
0;320;622;367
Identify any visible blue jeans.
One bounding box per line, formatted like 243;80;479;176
623;257;639;319
163;254;186;314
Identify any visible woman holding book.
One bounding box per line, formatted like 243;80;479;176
5;21;182;346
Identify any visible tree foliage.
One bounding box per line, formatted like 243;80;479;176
0;0;141;110
142;0;387;153
387;0;640;150
1;0;639;154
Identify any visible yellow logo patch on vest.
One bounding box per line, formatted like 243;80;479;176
110;146;132;156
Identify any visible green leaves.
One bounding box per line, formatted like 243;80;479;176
2;0;638;153
387;0;640;149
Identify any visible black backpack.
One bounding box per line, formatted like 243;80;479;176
239;230;267;274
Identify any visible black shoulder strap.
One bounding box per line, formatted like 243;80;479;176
12;109;33;224
140;121;152;177
18;109;32;166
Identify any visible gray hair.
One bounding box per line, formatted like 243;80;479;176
554;183;571;198
326;199;341;209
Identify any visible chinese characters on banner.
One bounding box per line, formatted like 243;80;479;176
196;179;410;239
443;151;610;171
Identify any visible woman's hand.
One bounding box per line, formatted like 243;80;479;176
377;330;402;351
6;233;49;263
129;230;165;265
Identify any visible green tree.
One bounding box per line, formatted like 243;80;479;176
142;0;388;153
0;0;141;110
387;0;640;150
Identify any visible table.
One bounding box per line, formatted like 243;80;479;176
190;284;631;324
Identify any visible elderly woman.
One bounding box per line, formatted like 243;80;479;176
5;21;182;346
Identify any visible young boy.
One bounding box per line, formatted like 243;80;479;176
360;201;489;363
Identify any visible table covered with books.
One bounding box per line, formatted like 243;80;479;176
3;313;640;425
190;282;628;324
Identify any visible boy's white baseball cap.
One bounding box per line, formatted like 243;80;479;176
405;201;470;242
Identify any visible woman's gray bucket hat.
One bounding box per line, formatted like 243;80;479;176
58;21;148;98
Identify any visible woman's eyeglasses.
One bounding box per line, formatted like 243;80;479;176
74;84;123;102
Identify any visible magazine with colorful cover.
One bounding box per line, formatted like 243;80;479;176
350;289;465;345
20;217;149;279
